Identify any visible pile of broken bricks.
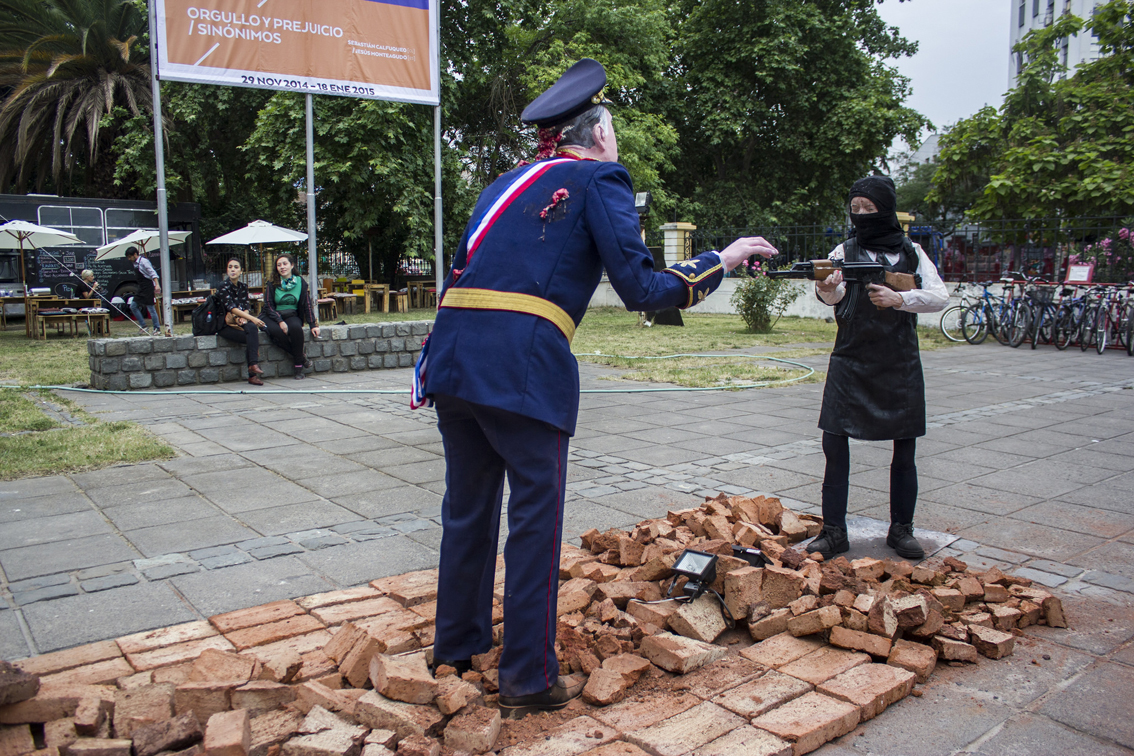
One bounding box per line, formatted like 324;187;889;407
0;493;1069;756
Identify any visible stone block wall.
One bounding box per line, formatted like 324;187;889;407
87;321;432;390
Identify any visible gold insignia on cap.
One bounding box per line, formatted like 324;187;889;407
591;87;607;104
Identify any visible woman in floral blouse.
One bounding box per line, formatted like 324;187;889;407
216;258;267;386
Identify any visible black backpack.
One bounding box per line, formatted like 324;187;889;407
191;294;223;336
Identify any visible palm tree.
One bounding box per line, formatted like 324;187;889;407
0;0;152;193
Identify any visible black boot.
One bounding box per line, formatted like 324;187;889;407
887;522;925;560
498;676;584;719
806;525;849;560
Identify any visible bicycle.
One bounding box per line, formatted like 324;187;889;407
1052;286;1088;350
998;274;1033;348
959;281;1007;345
939;281;980;342
1094;285;1134;354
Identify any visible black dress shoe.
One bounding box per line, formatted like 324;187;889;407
429;658;472;676
806;525;849;560
498;676;584;719
887;522;925;560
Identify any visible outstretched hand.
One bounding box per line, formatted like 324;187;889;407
720;236;779;273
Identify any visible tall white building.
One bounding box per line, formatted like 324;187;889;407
1008;0;1103;87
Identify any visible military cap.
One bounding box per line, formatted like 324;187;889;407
521;58;610;128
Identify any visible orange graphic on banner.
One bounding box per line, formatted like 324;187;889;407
163;0;431;92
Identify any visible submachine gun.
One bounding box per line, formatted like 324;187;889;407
766;259;921;311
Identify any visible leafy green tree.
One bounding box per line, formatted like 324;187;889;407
931;0;1134;219
664;0;928;228
0;0;150;194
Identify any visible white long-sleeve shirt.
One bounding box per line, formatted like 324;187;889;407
815;242;949;314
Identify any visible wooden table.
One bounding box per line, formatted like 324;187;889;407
327;292;358;316
363;283;390;314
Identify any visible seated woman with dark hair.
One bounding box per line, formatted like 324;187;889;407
216;258;267;386
261;253;320;379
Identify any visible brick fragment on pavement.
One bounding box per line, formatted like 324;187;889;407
0;661;40;707
930;588;964;613
886;639;937;683
691;725;792;756
723;566;763;620
600;654;652;687
0;685;116;726
443;705;500;754
751;691;860;756
828;626;891;658
309;599;404;628
226;617;327;653
968;625;1016;659
15;642;122;679
174;682;236;724
63;739;133;756
866;597;898;639
817;663;916;721
711;670;812;719
370;570;438;608
231;682;297;717
205;709;251;756
40;659;135;688
189;650;259;684
760;567;805;609
296;588;382;612
131;711;204;756
625;702;745;756
249;710;302;756
127;638;237;673
779;646;870;686
256;650;302;684
638;633;726;674
0;723;35;756
740;634;824;670
990;605;1023;632
392;734;438;756
931;636;979;663
113;684;174;739
667;594;726;643
748;608;791;641
281;706;365;756
433;677;479;716
322;626;365;666
787;606;841;637
849;558;884;582
982;584;1010;603
43;716;79;751
582;669;631;706
210;602;305;635
496;715;617;756
354;692;443;742
117;623;220;657
293;682;357;718
368;654;436;705
73;697;106;736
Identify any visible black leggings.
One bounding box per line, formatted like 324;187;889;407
821;431;917;529
264;315;306;365
219;321;260;367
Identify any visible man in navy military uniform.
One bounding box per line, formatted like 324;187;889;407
422;59;778;718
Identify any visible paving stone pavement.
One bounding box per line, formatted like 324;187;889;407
1;338;1133;753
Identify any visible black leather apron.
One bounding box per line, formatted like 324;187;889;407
818;239;926;440
134;262;156;307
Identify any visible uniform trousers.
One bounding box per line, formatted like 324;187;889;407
821;431;917;529
432;394;569;698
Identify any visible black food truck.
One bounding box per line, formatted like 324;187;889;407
0;194;205;303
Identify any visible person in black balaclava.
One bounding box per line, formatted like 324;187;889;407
807;176;949;561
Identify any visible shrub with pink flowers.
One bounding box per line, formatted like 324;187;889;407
729;257;795;332
1067;222;1134;283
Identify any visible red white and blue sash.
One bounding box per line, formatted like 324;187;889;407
455;158;573;275
412;158;573;410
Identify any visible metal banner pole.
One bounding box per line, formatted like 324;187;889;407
433;105;443;303
306;94;318;299
148;0;173;335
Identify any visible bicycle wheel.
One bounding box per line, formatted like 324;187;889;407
1080;305;1097;352
1096;306;1110;354
992;303;1011;345
1028;304;1043;350
939;305;965;342
1053;306;1076;350
1007;303;1031;348
1125;306;1134;356
961;304;989;345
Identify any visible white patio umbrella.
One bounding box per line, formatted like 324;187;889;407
95;229;192;260
0;220;82;336
207;220;308;283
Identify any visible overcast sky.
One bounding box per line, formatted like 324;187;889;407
876;0;1012;150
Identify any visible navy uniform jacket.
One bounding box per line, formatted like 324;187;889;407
425;157;723;435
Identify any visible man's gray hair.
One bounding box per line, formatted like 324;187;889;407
557;105;609;148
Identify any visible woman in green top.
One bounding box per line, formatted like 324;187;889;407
262;253;321;379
